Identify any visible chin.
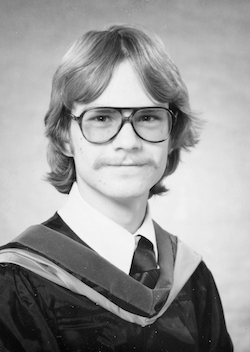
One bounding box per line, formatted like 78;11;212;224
102;184;150;201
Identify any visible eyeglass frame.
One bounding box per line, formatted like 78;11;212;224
68;106;178;144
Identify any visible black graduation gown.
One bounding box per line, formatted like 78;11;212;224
0;213;233;352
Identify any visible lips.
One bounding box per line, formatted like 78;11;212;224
94;157;157;170
108;163;146;166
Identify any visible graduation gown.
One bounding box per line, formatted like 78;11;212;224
0;213;233;352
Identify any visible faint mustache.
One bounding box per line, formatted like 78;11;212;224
93;157;158;170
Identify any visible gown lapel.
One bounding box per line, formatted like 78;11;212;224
0;222;201;324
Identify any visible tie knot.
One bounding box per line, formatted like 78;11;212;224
129;236;160;288
138;236;154;252
133;236;157;272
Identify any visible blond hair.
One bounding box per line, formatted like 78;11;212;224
45;24;201;197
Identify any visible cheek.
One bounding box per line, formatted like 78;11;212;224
154;144;169;170
153;148;169;183
157;157;168;182
73;141;91;172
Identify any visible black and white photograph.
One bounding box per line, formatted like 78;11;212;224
0;1;249;351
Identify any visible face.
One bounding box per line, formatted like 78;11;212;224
67;61;170;204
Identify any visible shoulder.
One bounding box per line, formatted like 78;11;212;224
0;212;87;256
178;259;221;311
191;260;220;294
0;262;47;300
153;220;216;291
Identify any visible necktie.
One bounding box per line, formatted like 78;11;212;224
129;236;160;289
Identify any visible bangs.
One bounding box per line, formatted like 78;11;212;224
58;25;187;110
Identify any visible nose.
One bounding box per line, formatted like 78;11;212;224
112;121;142;150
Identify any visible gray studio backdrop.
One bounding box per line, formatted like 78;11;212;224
0;0;249;350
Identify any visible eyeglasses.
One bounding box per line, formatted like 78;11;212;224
69;107;177;144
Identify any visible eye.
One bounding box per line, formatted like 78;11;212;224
142;115;152;121
94;115;109;122
138;115;159;122
87;114;114;123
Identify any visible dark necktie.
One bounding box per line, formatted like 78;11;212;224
129;236;160;289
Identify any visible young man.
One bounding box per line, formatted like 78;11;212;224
0;25;233;351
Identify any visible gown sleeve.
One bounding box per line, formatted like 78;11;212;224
193;262;233;352
0;263;61;352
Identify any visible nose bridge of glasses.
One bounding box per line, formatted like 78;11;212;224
117;109;140;139
119;109;142;131
119;108;135;121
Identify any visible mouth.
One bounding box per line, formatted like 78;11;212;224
107;163;146;167
94;158;156;170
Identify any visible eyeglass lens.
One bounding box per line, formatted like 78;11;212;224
81;108;172;143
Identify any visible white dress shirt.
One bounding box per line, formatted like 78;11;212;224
58;182;158;274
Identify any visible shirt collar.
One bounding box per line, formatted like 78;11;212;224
58;182;157;274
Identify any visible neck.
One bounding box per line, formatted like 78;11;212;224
77;185;148;234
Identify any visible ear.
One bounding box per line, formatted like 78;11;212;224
62;141;73;157
62;132;74;157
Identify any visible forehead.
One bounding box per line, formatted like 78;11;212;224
88;60;157;108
